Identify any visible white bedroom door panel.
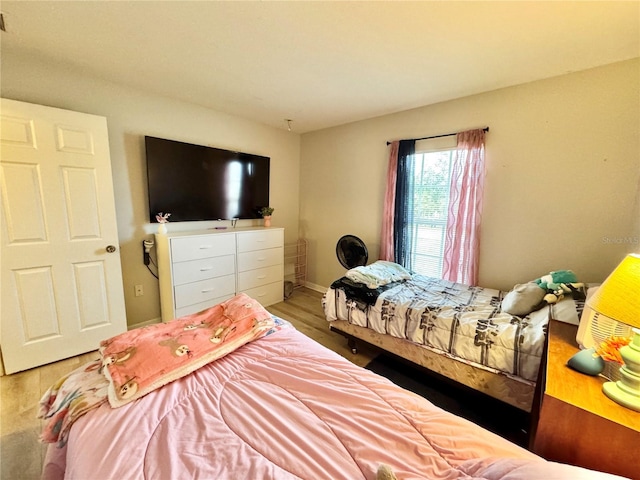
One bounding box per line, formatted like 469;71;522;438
0;98;127;374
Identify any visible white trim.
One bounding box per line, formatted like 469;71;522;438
415;136;456;153
128;317;161;330
305;282;327;293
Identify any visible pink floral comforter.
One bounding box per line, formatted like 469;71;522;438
42;323;626;480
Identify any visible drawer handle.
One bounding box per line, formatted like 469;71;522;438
257;275;267;279
201;288;214;293
199;245;213;249
200;267;213;271
257;257;266;261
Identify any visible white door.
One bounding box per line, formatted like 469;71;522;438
0;98;127;374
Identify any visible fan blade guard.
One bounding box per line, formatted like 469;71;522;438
336;235;368;269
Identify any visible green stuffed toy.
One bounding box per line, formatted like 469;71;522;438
501;270;586;316
535;270;584;305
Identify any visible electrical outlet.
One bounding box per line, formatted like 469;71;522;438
134;284;144;297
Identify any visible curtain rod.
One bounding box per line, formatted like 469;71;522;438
386;126;489;146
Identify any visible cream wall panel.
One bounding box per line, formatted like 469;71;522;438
1;116;37;147
1;99;127;375
170;234;236;263
237;247;284;272
0;52;301;328
237;264;283;291
56;125;95;155
172;255;235;285
62;167;101;239
300;59;640;291
241;282;283;307
237;229;284;252
1;163;48;243
73;261;109;328
12;267;60;341
174;275;236;309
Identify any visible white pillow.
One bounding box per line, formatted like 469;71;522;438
346;261;412;288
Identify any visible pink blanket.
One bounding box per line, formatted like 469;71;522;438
39;294;279;446
100;293;273;407
43;325;626;480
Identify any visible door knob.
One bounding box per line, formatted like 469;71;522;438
106;245;117;253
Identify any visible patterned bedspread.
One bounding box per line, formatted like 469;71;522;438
324;275;585;382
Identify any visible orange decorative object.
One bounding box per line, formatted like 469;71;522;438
595;335;632;364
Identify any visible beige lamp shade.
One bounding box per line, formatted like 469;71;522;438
587;253;640;329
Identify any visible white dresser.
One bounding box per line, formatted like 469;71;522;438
156;227;284;322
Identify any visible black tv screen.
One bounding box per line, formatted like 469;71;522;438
145;136;270;222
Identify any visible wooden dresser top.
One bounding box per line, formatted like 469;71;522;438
546;320;640;431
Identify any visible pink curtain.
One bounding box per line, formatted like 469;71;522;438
442;129;486;285
379;141;399;261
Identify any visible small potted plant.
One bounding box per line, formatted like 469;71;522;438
259;207;274;227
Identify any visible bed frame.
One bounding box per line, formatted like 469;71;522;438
330;319;536;412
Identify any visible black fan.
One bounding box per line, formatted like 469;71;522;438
336;235;368;269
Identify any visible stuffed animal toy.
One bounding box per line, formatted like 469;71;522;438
534;270;584;305
502;270;586;316
535;270;577;291
377;464;397;480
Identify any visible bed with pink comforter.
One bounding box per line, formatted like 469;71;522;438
41;310;625;479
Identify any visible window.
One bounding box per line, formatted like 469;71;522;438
386;129;485;285
403;149;454;278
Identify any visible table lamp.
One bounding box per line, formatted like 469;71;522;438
587;253;640;412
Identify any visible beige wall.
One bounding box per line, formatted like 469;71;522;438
300;59;640;291
1;51;638;325
1;51;301;327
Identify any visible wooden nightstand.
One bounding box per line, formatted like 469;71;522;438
532;320;640;479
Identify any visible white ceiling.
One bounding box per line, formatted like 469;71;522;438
1;1;638;133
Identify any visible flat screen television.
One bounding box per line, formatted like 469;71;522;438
145;136;270;222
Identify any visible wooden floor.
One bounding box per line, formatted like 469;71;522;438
267;287;377;368
0;287;376;479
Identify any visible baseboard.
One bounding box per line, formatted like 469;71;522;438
128;317;161;330
304;282;327;293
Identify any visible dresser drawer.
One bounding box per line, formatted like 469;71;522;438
171;234;235;262
237;264;284;291
237;247;283;272
172;254;235;286
174;274;236;309
237;229;283;253
157;228;284;322
175;294;235;318
240;281;283;307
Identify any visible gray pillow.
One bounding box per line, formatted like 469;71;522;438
501;283;546;316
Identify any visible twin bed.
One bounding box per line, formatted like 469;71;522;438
323;262;587;412
39;289;621;479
